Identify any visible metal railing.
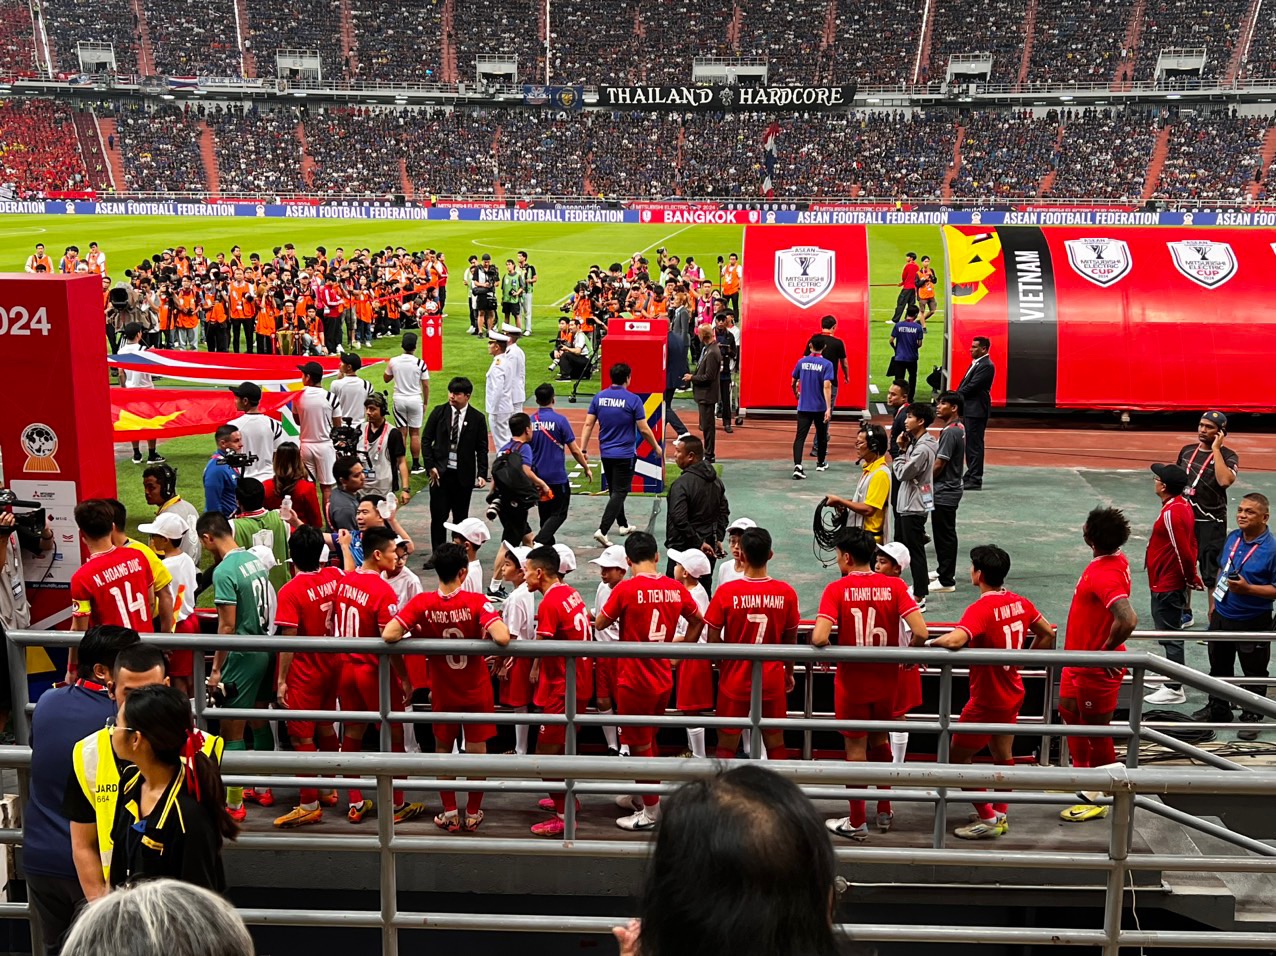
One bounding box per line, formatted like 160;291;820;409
6;627;1276;955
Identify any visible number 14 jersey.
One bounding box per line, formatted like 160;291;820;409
817;571;919;703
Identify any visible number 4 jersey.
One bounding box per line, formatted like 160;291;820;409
602;573;698;697
817;571;919;703
70;545;156;630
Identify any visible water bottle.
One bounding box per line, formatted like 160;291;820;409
279;495;294;523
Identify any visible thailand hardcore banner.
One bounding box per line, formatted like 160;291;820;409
598;84;856;111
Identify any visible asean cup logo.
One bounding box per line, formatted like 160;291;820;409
21;422;59;473
641;210;653;223
1167;239;1238;289
774;245;836;308
1063;238;1132;288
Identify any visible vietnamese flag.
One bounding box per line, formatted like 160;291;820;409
111;388;297;442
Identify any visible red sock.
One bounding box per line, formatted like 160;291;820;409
714;746;736;760
768;745;790;760
1090;736;1117;767
848;799;867;828
343;735;363;805
294;741;319;805
1067;735;1092;769
317;732;339;752
972;798;996;821
466;791;484;815
991;758;1014;815
869;742;893;814
552;791;565;815
440;790;458;812
393;789;404;806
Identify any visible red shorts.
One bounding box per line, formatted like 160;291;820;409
716;693;786;731
615;686;671;751
951;698;1023;753
675;659;714;712
404;653;430;692
284;658;340;740
593;657;616;702
431;686;496;745
168;615;200;678
834;686;897;739
1060;666;1124;716
338;661;405;718
536;694;584;748
893;665;923;718
499;657;534;709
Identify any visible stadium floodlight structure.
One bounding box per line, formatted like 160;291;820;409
75;41;116;75
946;52;993;82
276;48;323;84
692;56;769;86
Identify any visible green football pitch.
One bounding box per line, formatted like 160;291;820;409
0;217;946;540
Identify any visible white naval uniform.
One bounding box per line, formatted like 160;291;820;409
505;341;527;408
486;352;514;450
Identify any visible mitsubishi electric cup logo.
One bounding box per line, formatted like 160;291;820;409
1063;237;1132;287
774;245;836;308
1167;239;1238;289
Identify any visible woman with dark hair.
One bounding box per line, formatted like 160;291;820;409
108;685;238;892
621;764;843;956
262;441;322;528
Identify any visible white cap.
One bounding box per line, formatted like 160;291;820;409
506;545;532;567
444;517;491;546
667;548;711;579
487;330;510;343
500;323;523;335
589;545;628;570
727;517;757;534
876;541;911;572
248;545;278;571
137;512;191;541
554;543;577;574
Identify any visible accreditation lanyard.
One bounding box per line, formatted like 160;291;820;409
1182;446;1214;498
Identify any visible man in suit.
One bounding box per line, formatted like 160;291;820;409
421;376;489;568
956;336;995;490
686;326;722;463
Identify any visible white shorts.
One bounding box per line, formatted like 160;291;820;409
392;397;424;429
300;439;337;487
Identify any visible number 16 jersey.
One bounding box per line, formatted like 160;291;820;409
816;571;919;703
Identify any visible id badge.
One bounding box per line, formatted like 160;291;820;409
921;485;935;512
1212;560;1230;603
447;451;458;469
1185;487;1196;497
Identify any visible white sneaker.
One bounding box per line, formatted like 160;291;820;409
931;584;956;593
615;794;642;812
1144;685;1187;705
916;598;927;613
617;526;636;536
876;811;894;832
616;806;659;831
792;465;807;481
816;462;829;472
929;570;940;580
593;530;613;548
825;817;869;841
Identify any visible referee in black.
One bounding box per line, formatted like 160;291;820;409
805;315;848;454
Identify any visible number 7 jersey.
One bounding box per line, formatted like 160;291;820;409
816;571;919;703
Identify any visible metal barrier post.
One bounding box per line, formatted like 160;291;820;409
6;631;29;746
378;657;392;754
1039;664;1056;767
749;660;763;759
932;664;953;848
1126;665;1146;770
1101;790;1133;956
192;641;208;732
802;662;814;761
377;770;398;956
564;656;578;837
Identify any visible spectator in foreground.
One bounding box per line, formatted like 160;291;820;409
615;764;843;956
61;879;253;956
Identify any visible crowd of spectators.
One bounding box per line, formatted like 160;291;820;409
828;0;918;87
246;0;344;81
349;0;444;83
141;0;241;76
1241;21;1276;79
638;0;734;84
495;111;587;195
1154;110;1266;201
1134;0;1248;79
0;98;88;195
105;101;208;193
403;109;499;196
821;110;957;198
585;112;679;196
924;0;1030;83
547;0;642;85
207;105;307;195
303;107;407;195
1048;107;1160;199
42;0;139;74
0;0;36;75
679;113;768;196
952;110;1058;197
1026;0;1133;84
735;0;829;82
449;0;543;86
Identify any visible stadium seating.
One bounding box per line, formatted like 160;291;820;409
639;0;734;84
1133;0;1249;79
546;0;642;85
42;0;139;74
494;111;587;195
1024;0;1132;84
829;111;958;198
106;102;208;193
449;0;544;86
585;112;680;196
403;109;499;196
736;0;829;82
0;98;88;195
304;107;407;195
924;0;1030;83
208;106;308;195
679;113;768;196
952;110;1059;198
348;0;444;82
827;0;918;87
141;0;242;76
245;1;345;81
1152;111;1267;201
0;0;35;75
1048;107;1159;200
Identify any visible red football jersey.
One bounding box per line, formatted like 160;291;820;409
816;571;919;703
70;546;156;631
535;582;591;707
275;566;343;676
602;573;698;696
1065;553;1131;654
704;576;800;701
393;588;500;701
334;568;399;666
954;589;1044;708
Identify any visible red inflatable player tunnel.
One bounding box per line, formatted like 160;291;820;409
739;225;870;412
945;225;1276;413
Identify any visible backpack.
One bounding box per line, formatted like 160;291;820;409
491;444;539;509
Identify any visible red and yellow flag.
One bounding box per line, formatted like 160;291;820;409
111;388;297;442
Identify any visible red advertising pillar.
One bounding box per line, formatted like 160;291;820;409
420;310;444;372
0;275;116;630
738;226;870;412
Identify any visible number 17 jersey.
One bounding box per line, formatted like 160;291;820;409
953;589;1044;709
816;571;919;703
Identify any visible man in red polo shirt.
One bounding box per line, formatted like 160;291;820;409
889;252;920;323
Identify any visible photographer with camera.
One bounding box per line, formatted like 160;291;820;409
471;254;499;337
203;426;243;517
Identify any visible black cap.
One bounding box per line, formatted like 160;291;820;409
297;361;324;379
1151;463;1190;493
342;353;362;371
228;381;262;403
481;253;492;261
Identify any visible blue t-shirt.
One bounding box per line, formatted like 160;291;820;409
891;321;925;363
588;386;645;459
530;407;576;485
1215;528;1276;621
203;452;239;516
25;684;117;879
792;356;834;413
499;440;535;470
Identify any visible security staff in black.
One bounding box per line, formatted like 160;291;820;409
1176;410;1240;618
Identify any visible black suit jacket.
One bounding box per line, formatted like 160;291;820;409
422;403;489;484
956;357;995;419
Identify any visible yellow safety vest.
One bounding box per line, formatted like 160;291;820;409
72;727;224;883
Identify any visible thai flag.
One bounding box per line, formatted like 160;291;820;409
167;76;200;90
761;121;781;199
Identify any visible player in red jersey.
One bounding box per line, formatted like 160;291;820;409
811;528;927;842
70;498;157;636
697;527;799;763
524;544;591;837
595;531;704;831
332;526;423;825
925;545;1056;840
384;542;509;832
1059;507;1138;823
271;526;343;828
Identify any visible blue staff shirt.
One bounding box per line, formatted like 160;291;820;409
530;407;575;485
203;452;239;516
891;320;925;363
792;355;834;413
587;386;645;459
1215;528;1276;621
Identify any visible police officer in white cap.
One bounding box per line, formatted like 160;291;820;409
501;324;527;409
487;330;515;450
